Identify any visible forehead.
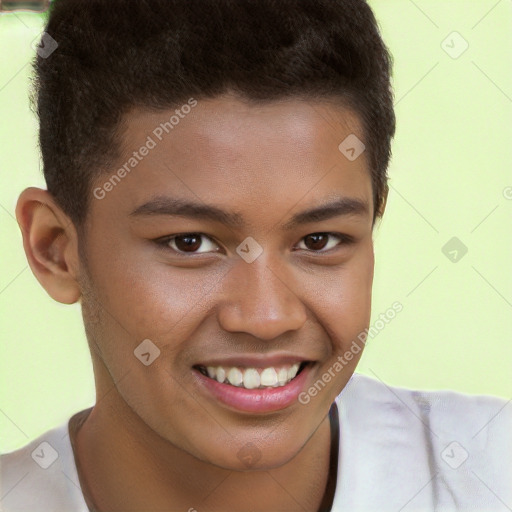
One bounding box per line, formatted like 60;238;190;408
122;94;364;159
90;94;373;229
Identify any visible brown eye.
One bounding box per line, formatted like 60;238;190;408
174;234;202;252
297;233;354;253
158;233;220;255
303;233;329;251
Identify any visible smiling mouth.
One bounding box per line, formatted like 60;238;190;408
194;361;310;390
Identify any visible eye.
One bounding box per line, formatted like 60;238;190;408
156;233;220;255
155;231;354;256
295;232;355;253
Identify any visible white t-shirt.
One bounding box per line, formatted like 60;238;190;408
1;373;511;511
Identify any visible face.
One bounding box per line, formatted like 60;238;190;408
78;94;375;470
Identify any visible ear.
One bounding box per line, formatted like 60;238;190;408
377;183;389;218
15;187;82;304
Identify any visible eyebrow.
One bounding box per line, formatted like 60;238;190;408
129;195;369;230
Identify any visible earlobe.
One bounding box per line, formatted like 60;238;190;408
15;187;82;305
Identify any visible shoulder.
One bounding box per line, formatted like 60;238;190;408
339;371;510;419
1;414;89;512
338;372;511;438
332;373;512;511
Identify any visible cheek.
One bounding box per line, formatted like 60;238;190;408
87;233;374;370
297;248;374;407
91;236;374;346
307;243;374;344
89;247;226;340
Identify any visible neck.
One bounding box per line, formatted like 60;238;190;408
70;391;334;512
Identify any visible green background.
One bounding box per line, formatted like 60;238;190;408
1;0;511;452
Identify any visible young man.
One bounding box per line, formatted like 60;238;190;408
1;0;510;511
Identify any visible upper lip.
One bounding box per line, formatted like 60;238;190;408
195;354;314;368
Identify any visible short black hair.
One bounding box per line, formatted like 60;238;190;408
32;0;396;231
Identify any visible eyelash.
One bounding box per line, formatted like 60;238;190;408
154;232;355;256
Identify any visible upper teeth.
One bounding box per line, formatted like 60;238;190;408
203;363;302;389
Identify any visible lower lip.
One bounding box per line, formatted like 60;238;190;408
193;364;313;413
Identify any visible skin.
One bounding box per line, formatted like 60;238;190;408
16;93;386;511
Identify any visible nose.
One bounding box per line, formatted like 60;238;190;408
217;255;307;341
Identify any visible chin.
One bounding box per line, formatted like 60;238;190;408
195;433;309;472
207;450;300;472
